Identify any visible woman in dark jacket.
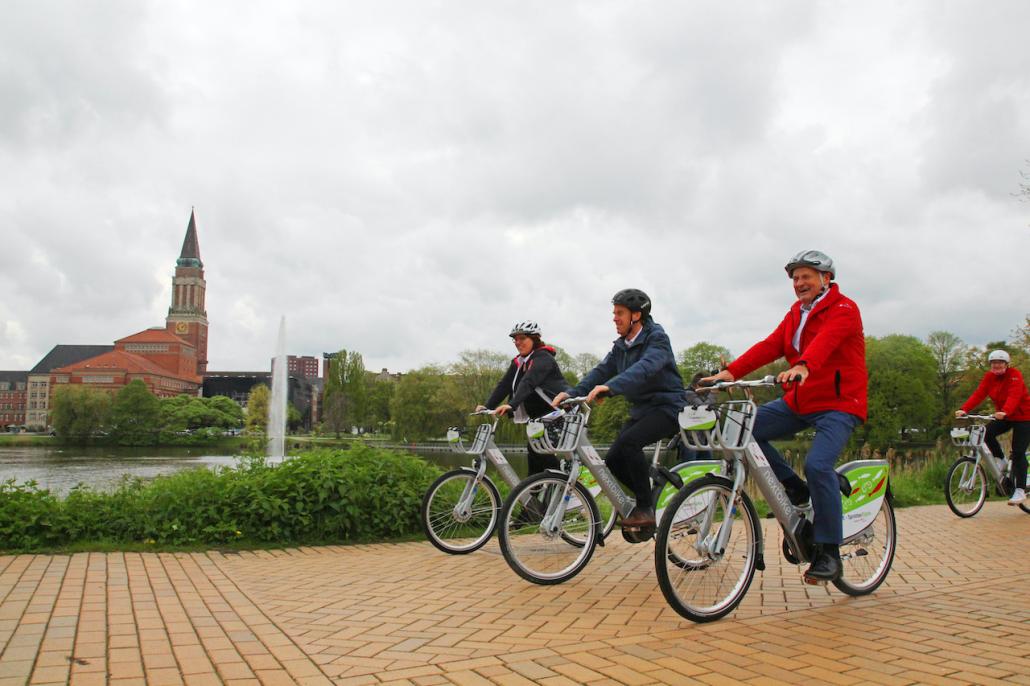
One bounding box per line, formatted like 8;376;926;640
477;320;569;475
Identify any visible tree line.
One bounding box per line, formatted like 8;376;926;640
316;316;1030;448
52;379;244;445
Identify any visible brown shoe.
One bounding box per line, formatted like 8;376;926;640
621;506;656;529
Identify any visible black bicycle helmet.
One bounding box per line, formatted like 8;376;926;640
612;288;651;318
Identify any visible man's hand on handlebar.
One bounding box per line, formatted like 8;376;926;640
494;404;512;416
585;385;610;404
776;364;809;386
700;370;734;385
954;409;966;418
550;392;569;408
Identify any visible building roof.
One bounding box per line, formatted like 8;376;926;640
177;209;203;268
28;345;115;374
0;371;28;385
116;328;193;347
54;350;201;383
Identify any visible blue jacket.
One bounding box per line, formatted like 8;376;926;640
567;320;687;419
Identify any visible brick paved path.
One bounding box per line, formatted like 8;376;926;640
0;502;1027;685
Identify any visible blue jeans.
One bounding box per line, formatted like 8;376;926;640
752;399;860;544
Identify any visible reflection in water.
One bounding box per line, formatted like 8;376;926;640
0;445;540;496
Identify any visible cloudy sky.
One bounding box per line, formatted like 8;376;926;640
2;1;1029;375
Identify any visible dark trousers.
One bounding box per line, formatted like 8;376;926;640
985;419;1030;491
752;398;860;545
606;412;679;506
527;444;559;475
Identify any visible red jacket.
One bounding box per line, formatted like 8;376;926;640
960;368;1030;421
726;283;867;420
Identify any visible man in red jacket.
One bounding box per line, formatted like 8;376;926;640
956;349;1030;505
703;250;866;582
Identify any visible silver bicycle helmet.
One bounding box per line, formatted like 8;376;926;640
988;349;1011;364
785;250;836;279
509;321;542;338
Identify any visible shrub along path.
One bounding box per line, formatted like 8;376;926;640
0;502;1027;685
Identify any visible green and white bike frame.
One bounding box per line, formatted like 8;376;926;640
680;379;890;567
950;415;1029;491
527;399;723;540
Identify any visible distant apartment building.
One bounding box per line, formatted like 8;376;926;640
0;372;28;429
288;355;319;379
25;345;113;430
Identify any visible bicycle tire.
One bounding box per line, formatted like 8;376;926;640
420;469;500;554
654;475;760;623
498;473;600;585
944;457;987;518
833;496;896;596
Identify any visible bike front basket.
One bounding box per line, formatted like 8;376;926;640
950;424;984;448
526;413;585;454
711;400;757;451
446;423;493;455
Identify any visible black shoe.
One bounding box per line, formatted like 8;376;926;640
621;506;656;530
783;479;811;508
804;546;841;583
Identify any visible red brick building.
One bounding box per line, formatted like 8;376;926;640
44;212;209;409
0;372;27;429
51;329;202;398
287;355;320;379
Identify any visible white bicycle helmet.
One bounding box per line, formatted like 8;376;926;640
510;321;542;338
785;250;836;279
988;349;1011;364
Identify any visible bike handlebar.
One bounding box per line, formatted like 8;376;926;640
955;414;995;421
469;409;497;416
695;375;777;393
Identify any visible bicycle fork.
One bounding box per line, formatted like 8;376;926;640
453;460;488;521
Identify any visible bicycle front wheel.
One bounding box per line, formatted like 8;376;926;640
945;457;987;518
498;473;600;585
655;476;760;623
421;469;500;554
834;496;896;596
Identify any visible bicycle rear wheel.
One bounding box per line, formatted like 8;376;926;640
498;473;600;585
421;469;500;554
655;476;760;623
945;457;987;518
833;496;896;596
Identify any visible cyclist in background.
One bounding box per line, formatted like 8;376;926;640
551;289;687;534
703;250;866;582
479;321;569;476
955;349;1030;505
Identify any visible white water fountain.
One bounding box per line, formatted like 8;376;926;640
268;315;287;459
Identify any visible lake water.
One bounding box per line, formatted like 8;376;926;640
0;445;538;495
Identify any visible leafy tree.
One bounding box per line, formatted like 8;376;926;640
677;342;733;382
860;335;937;447
323;349;369;435
246;384;270;435
287;403;303;432
589;396;630;443
51;385;111;443
108;380;161;445
366;379;395;432
449;349;508;406
926;331;971;425
390;366;463;441
1012;315;1030;354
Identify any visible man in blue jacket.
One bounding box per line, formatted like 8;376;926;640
552;289;687;534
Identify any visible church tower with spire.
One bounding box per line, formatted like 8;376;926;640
166;209;209;375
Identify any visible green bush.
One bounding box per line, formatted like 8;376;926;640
0;446;441;551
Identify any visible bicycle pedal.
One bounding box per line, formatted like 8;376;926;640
802;574;828;586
